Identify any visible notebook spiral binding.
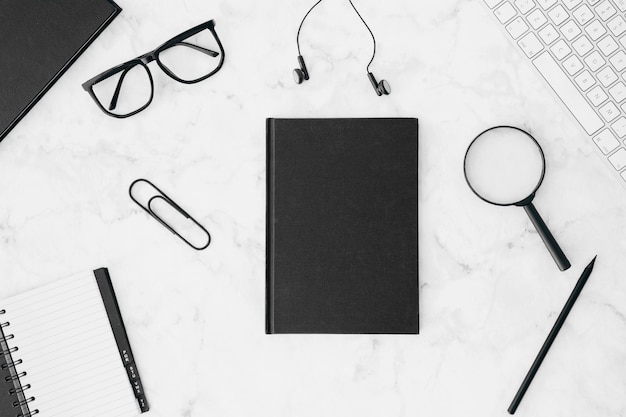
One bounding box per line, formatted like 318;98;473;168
0;309;39;417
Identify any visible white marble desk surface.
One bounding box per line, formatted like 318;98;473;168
0;0;625;416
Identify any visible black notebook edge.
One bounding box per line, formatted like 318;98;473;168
94;268;149;413
266;118;275;334
265;118;419;335
0;324;31;417
416;118;420;335
0;0;122;142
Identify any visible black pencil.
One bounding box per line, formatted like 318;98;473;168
508;256;597;414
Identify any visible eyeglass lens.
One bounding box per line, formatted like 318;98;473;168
158;28;221;82
92;64;152;117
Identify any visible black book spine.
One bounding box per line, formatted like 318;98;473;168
93;268;149;413
0;310;37;417
266;118;275;334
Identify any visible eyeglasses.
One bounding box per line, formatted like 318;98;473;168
82;19;224;118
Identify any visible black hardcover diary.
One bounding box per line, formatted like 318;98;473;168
0;0;122;142
0;268;148;417
266;118;419;334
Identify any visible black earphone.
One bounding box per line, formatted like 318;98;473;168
367;72;391;96
293;0;391;96
293;55;309;84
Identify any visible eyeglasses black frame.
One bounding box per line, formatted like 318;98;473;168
82;19;225;118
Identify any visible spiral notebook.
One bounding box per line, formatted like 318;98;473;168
0;268;148;417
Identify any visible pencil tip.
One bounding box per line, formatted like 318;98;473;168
589;256;597;268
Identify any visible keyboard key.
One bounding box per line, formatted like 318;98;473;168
615;0;626;12
507;16;530;39
608;15;626;36
533;52;604;134
621;169;626;181
584;51;606;71
573;5;594;25
537;0;557;9
495;2;517;23
610;51;626;71
539;24;559;44
563;55;584;75
518;32;544;57
548;5;569;25
585;20;607;40
600;102;620;121
574;70;596;91
595;0;617;21
608;148;626;169
528;9;548;28
561;20;582;40
485;0;504;7
597;67;618;87
612;117;626;137
593;129;620;154
572;35;593;55
514;0;536;13
550;39;572;59
563;0;582;9
609;82;626;102
598;35;619;55
587;85;609;105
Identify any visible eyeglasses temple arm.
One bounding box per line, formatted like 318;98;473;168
108;66;133;111
175;41;219;57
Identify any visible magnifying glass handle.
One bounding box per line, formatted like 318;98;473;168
523;203;571;271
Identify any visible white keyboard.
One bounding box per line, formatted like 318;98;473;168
483;0;626;184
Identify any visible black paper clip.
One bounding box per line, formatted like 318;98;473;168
129;179;211;250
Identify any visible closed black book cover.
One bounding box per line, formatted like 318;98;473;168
266;118;419;334
0;0;122;142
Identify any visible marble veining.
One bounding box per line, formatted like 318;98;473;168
0;0;625;416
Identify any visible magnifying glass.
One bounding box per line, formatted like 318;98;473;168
464;126;571;271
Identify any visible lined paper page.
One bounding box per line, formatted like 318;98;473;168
0;272;140;417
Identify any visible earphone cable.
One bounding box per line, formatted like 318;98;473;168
296;0;324;56
297;0;377;72
347;0;376;73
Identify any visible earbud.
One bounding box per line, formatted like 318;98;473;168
367;72;391;96
293;55;309;84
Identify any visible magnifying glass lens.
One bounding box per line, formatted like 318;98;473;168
465;127;544;205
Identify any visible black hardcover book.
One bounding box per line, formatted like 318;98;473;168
266;118;419;334
0;268;148;416
0;0;122;142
